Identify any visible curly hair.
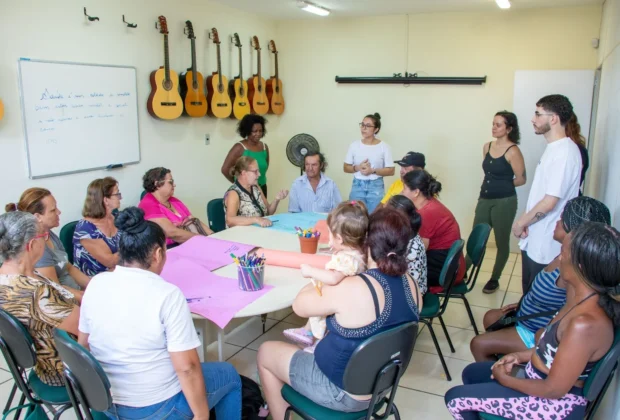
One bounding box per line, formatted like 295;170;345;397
495;111;521;144
536;94;574;126
237;114;267;139
142;167;171;193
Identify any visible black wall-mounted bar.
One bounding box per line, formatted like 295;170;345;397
335;76;487;85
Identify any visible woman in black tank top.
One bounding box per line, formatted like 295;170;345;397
465;111;526;294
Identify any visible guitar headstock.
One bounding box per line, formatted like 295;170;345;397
157;16;168;35
232;33;242;48
252;36;261;51
268;40;278;54
211;28;221;44
185;20;195;39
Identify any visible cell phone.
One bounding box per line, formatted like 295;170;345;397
510;364;527;378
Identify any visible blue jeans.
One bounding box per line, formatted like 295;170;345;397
349;178;384;213
106;362;241;420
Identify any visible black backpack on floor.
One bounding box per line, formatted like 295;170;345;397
209;375;266;420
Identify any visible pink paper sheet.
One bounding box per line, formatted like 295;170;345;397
167;236;257;271
161;256;273;329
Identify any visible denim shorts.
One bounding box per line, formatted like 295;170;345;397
349;178;385;213
288;351;371;413
516;323;536;348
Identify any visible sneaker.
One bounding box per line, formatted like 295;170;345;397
283;328;314;347
482;279;500;294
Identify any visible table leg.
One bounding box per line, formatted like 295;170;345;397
217;328;225;362
261;313;267;333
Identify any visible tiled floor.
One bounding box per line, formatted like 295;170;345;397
0;249;522;420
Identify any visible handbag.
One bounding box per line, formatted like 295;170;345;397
180;217;209;236
485;308;555;332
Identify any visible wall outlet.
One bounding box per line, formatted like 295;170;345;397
205;134;210;145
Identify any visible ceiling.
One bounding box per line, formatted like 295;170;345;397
212;0;603;20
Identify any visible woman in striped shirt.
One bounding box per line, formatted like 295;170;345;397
470;196;611;362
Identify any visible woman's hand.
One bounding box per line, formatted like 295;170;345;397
501;303;519;313
491;353;520;380
491;360;511;383
254;217;273;227
274;190;289;201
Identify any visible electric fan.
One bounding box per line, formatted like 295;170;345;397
286;134;320;175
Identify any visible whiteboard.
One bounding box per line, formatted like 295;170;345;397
18;59;141;179
511;70;595;252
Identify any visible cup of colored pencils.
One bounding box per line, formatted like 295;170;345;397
296;227;321;254
232;253;265;292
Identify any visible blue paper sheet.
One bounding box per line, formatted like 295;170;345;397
259;212;327;234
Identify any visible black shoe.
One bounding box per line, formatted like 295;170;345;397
482;279;500;294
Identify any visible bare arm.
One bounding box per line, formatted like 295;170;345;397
421;237;430;249
374;167;395;176
170;350;210;420
343;163;357;174
67;265;91;288
224;191;270;227
260;188;288;216
221;144;245;184
300;264;346;286
36;266;85;301
149;218;197;244
79;238;119;269
196;218;214;235
57;306;80;336
77;331;90;350
512;195;559;237
506;146;527;187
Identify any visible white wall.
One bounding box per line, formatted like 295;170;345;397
587;0;620;417
0;0;277;225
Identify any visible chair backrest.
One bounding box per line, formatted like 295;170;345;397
465;224;492;287
583;327;620;413
140;190;147;200
207;198;226;233
438;239;465;311
59;221;79;264
54;329;113;414
343;322;418;395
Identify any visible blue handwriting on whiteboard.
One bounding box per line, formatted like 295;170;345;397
39;89;64;100
98;114;114;118
116;103;128;108
40;128;55;132
90;92;104;98
89;103;103;108
35;105;49;111
58;117;72;122
117;92;130;96
55;104;67;109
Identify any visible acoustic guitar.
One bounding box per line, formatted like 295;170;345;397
206;28;232;118
179;20;207;117
247;36;269;115
0;98;4;121
267;40;285;115
147;16;183;120
229;33;251;120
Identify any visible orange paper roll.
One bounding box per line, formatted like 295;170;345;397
255;248;331;269
314;220;330;244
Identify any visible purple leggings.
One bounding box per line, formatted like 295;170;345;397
444;362;587;420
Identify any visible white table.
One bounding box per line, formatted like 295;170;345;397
192;226;313;362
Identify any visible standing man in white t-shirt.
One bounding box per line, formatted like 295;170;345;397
512;94;581;293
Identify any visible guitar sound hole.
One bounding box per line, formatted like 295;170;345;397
257;102;266;106
163;80;173;91
239;102;247;106
190;102;203;105
217;103;229;108
161;102;177;106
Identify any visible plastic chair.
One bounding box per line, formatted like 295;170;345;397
281;322;419;420
0;309;72;420
207;198;226;233
59;221;78;265
479;327;620;420
140;190;147;200
441;224;491;335
54;330;112;420
419;239;465;381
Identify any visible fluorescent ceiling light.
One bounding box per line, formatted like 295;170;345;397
297;0;330;16
495;0;511;9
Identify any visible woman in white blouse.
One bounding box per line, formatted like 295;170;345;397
343;112;395;213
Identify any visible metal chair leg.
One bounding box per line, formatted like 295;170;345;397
261;314;267;333
438;316;455;353
392;403;401;420
461;296;480;335
284;406;293;420
13;394;26;420
423;319;452;381
3;382;17;416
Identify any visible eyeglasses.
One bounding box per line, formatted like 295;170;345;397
159;179;175;186
32;232;50;242
247;169;260;175
534;112;554;118
109;192;123;199
359;123;375;129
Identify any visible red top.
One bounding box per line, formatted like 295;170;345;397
418;199;465;283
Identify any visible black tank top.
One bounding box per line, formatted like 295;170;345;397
479;142;517;199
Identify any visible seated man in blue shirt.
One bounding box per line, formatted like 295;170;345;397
289;152;342;213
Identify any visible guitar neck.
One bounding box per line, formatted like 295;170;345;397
216;44;223;89
190;38;197;88
238;46;243;80
257;49;262;89
274;53;279;84
164;34;170;82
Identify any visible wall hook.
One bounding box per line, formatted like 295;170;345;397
83;7;99;22
122;15;137;28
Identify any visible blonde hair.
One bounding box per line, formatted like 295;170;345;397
230;156;257;178
326;201;369;251
5;188;51;215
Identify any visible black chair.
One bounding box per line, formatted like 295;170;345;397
441;224;491;335
419;239;465;381
0;309;72;420
54;329;112;420
281;322;419;420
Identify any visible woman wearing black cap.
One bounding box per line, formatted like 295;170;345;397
467;111;526;294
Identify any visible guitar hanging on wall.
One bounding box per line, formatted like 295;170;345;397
267;40;285;115
0;98;4;121
147;16;183;120
248;36;269;115
179;20;207;117
229;33;251;120
206;27;232;118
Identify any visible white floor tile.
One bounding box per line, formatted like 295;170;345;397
266;308;294;321
225;317;278;347
441;301;487;331
508;275;523;293
460;284;507;309
227;348;260;383
282;312;308;327
399;350;469;395
205;341;243;362
512;263;523;276
247;321;302;351
502;292;522;306
415;325;476;363
393;386;452;419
